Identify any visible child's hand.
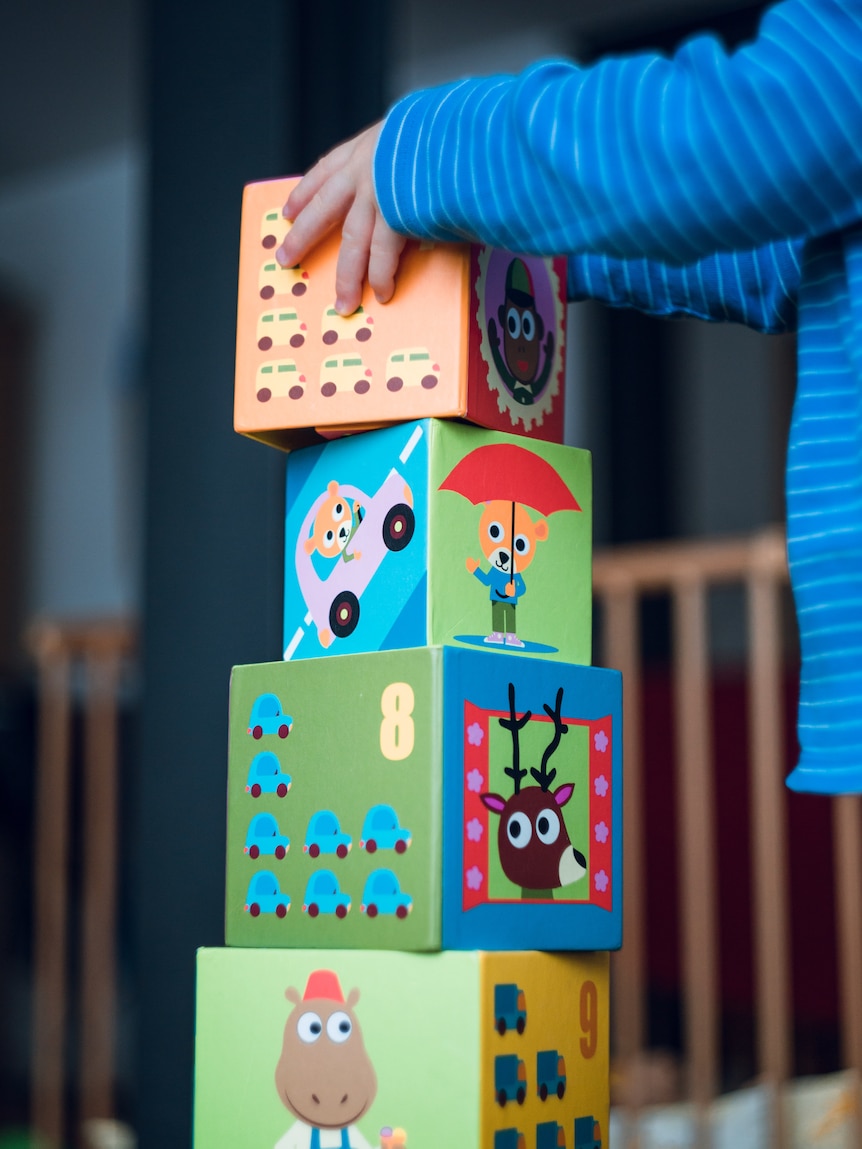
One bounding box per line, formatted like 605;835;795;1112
466;557;479;574
277;123;407;318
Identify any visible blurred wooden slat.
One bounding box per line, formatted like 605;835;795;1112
30;632;72;1149
747;557;791;1148
593;524;787;592
80;648;123;1124
672;578;718;1140
833;795;862;1146
27;618;135;1148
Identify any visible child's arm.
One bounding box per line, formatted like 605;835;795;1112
374;2;862;264
280;1;862;319
567;239;802;334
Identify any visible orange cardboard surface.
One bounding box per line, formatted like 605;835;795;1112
235;179;567;449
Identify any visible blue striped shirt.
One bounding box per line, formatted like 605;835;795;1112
374;0;862;793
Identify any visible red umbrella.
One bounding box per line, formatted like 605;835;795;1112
439;443;581;579
439;443;580;514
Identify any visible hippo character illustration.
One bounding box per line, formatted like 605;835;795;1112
274;970;389;1149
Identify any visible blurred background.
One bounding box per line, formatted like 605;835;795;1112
1;0;837;1146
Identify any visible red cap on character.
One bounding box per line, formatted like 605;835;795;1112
303;970;344;1002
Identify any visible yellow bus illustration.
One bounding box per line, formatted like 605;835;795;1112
256;360;306;402
257;308;307;352
321;304;374;346
319;354;372;397
384;348;439;392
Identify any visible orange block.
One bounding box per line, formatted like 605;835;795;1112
235;178;568;450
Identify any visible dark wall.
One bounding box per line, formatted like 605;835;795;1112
136;3;389;1144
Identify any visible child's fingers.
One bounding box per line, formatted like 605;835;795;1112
277;174;352;268
283;168;325;222
285;123;378;222
368;218;407;304
284;143;347;220
276;121;390;310
334;196;376;315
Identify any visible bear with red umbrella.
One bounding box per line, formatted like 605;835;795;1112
439;442;581;651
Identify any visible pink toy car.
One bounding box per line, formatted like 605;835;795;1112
294;468;415;649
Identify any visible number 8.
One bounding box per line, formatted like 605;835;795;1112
380;682;415;761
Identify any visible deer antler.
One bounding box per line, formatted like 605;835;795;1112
499;682;531;794
531;687;568;792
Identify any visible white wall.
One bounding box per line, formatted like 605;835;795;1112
0;142;144;619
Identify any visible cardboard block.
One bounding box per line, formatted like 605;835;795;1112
283;419;591;665
194;947;609;1149
235;178;567;449
226;648;622;951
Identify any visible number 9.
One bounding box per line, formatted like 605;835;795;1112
579;980;598;1058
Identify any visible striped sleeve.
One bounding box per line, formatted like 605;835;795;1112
566;239;802;332
374;0;862;266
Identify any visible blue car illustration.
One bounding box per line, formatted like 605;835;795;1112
360;869;412;919
245;750;292;798
304;810;352;859
494;1132;526;1149
359;803;412;854
303;870;351;918
536;1123;566;1149
573;1116;602;1149
244;870;290;918
248;693;294;740
536;1050;566;1101
244;812;290;859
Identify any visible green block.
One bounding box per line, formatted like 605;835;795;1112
194;947;609;1149
229;649;442;950
227;648;622;952
283;419;592;664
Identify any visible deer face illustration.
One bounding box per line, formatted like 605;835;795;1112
481;684;587;891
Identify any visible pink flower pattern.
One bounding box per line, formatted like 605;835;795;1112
466;768;485;793
466;817;484;842
594;774;609;798
466;866;484;891
467;722;485;746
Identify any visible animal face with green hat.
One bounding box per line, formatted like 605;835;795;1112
439;443;581;650
487;257;555;405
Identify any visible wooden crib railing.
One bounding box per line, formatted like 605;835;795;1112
27;618;136;1149
23;539;862;1146
593;526;862;1147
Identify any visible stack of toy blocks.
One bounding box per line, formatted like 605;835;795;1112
193;177;622;1149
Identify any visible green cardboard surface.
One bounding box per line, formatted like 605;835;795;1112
227;649;442;950
194;948;481;1148
283;419;592;665
227;648;622;952
429;421;592;663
